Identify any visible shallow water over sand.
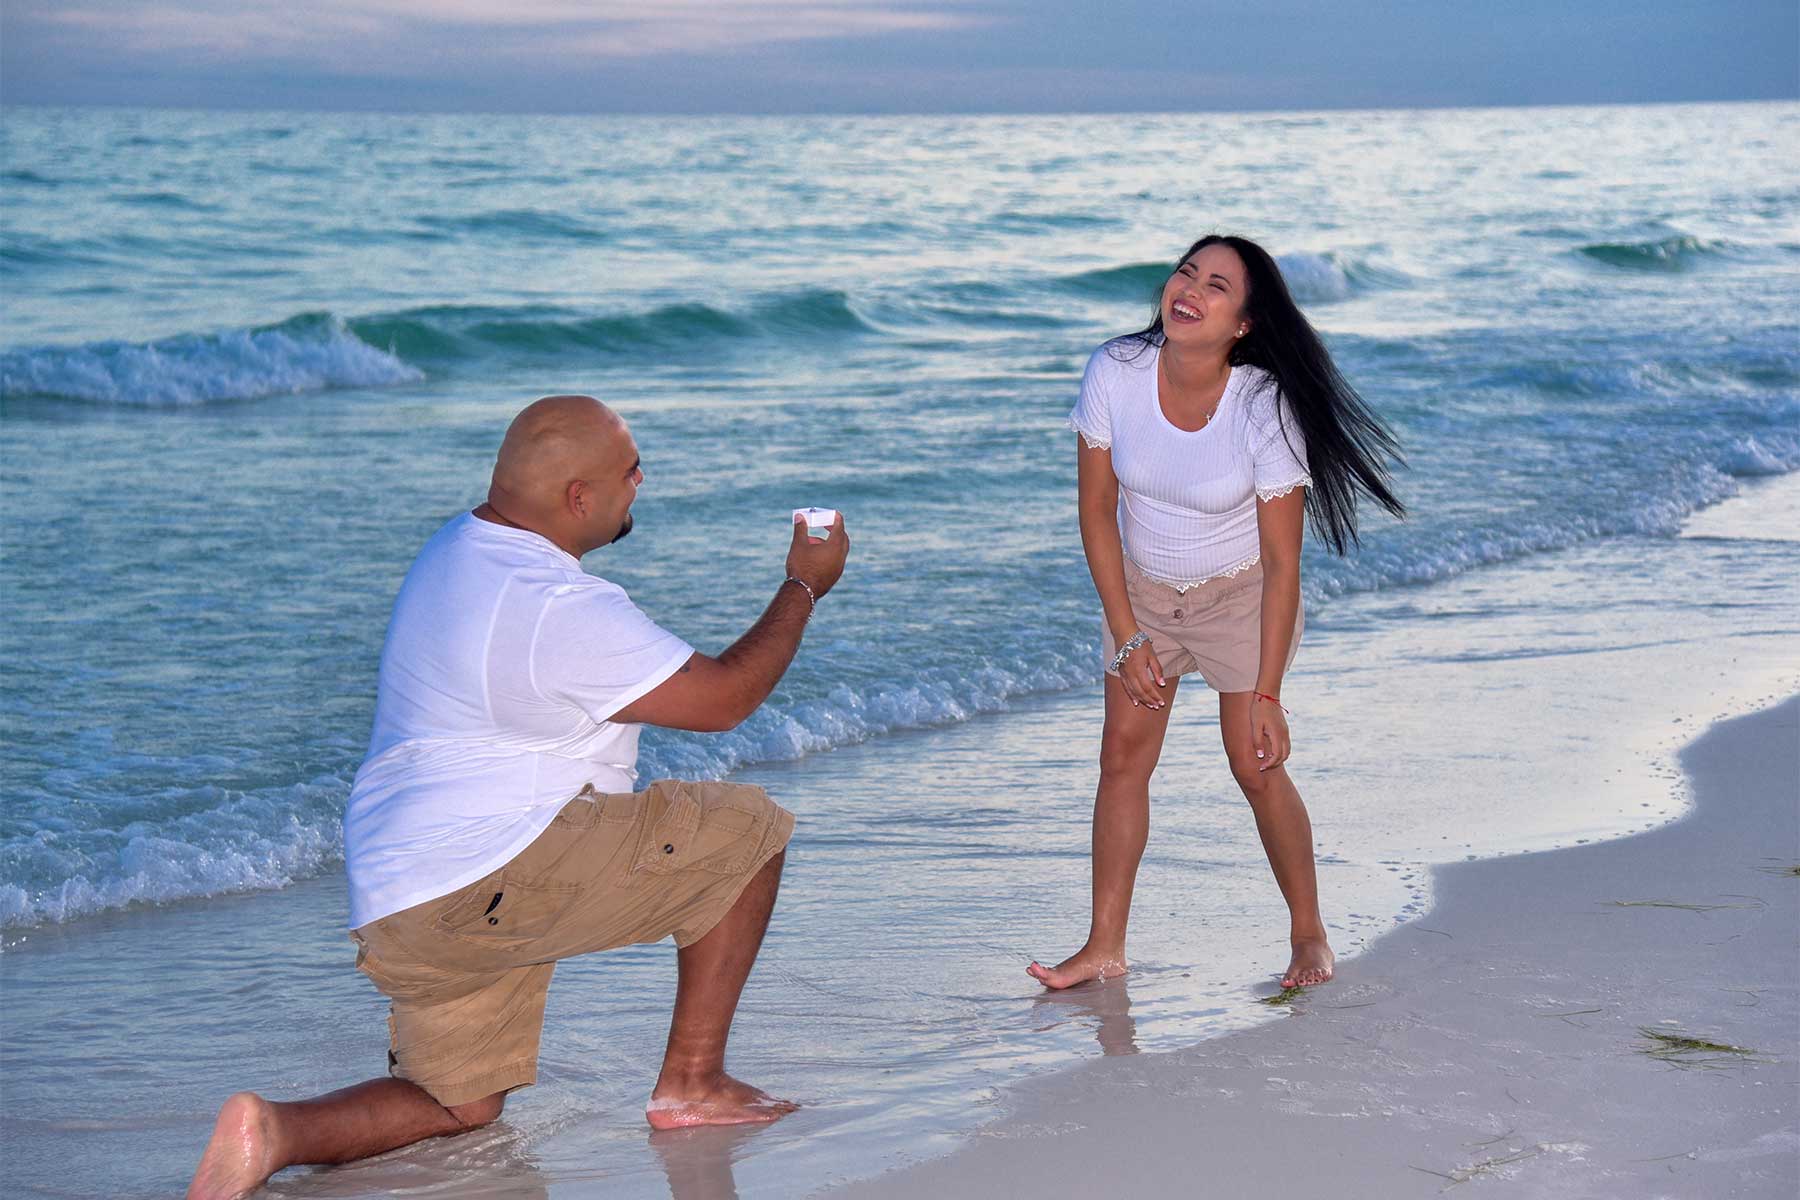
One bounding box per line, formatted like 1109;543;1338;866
4;516;1794;1197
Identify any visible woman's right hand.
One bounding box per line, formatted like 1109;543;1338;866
1118;639;1168;709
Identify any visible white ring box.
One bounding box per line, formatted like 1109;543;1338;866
792;507;838;540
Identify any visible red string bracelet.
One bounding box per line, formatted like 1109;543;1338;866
1253;691;1292;715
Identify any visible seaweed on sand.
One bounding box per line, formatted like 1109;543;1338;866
1636;1026;1770;1070
1603;898;1761;912
1409;1133;1544;1191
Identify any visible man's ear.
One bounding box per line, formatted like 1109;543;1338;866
566;478;587;518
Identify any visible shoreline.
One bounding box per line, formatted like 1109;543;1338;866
10;470;1800;948
829;695;1800;1199
2;521;1795;1198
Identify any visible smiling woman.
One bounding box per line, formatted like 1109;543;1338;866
1115;235;1407;556
1030;233;1405;994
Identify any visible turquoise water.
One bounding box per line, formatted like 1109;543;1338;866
2;102;1798;1197
3;102;1795;928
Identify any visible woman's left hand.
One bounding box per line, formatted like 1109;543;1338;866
1250;696;1290;771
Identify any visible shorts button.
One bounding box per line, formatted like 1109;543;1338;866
663;844;675;854
1172;609;1183;619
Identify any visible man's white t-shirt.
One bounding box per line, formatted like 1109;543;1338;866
343;512;693;929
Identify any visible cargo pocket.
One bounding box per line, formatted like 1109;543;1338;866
435;874;577;946
629;781;706;877
630;782;766;879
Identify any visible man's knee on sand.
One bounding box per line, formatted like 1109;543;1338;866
448;1091;506;1129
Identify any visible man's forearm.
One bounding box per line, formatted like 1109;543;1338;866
713;580;814;723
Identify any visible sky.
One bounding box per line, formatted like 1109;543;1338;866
2;0;1796;114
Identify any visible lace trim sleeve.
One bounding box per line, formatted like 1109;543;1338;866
1067;416;1111;451
1255;476;1311;502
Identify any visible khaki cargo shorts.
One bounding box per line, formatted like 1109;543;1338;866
1100;557;1303;694
350;779;794;1108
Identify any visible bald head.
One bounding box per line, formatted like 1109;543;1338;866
483;394;643;557
492;395;627;505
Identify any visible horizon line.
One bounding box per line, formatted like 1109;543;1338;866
4;94;1795;122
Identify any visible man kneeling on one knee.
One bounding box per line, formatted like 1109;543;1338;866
190;394;848;1200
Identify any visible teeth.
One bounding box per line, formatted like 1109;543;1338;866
1173;302;1200;319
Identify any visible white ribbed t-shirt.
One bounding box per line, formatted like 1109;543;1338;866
1068;339;1312;590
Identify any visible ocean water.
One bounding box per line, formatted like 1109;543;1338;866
2;102;1798;1197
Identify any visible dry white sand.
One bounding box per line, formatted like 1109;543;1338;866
831;697;1800;1199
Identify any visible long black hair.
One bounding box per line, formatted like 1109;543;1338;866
1112;234;1405;555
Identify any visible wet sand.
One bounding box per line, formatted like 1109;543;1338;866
834;696;1800;1199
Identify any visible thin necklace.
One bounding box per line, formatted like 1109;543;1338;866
1159;351;1228;430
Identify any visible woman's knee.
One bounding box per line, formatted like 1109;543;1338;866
1227;753;1275;801
1098;734;1160;780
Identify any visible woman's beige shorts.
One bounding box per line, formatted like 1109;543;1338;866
349;779;793;1108
1100;557;1303;694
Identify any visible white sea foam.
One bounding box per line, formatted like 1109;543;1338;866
1277;253;1357;303
6;445;1791;935
1276;251;1406;304
1720;435;1793;476
6;450;1792;934
643;654;1096;783
0;314;422;405
1307;472;1766;598
0;656;1103;930
0;778;345;931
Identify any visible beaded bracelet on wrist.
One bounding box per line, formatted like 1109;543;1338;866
783;575;817;616
1109;631;1148;674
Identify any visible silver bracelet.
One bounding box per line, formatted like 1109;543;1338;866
783;575;817;616
1109;631;1148;673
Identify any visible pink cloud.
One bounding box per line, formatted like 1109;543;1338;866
31;0;985;61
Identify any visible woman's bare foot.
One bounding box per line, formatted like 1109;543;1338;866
1281;937;1335;988
645;1072;798;1131
1026;944;1128;990
188;1092;281;1200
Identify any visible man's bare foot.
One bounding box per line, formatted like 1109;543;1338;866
645;1072;798;1131
188;1092;281;1200
1280;937;1335;988
1026;946;1128;990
